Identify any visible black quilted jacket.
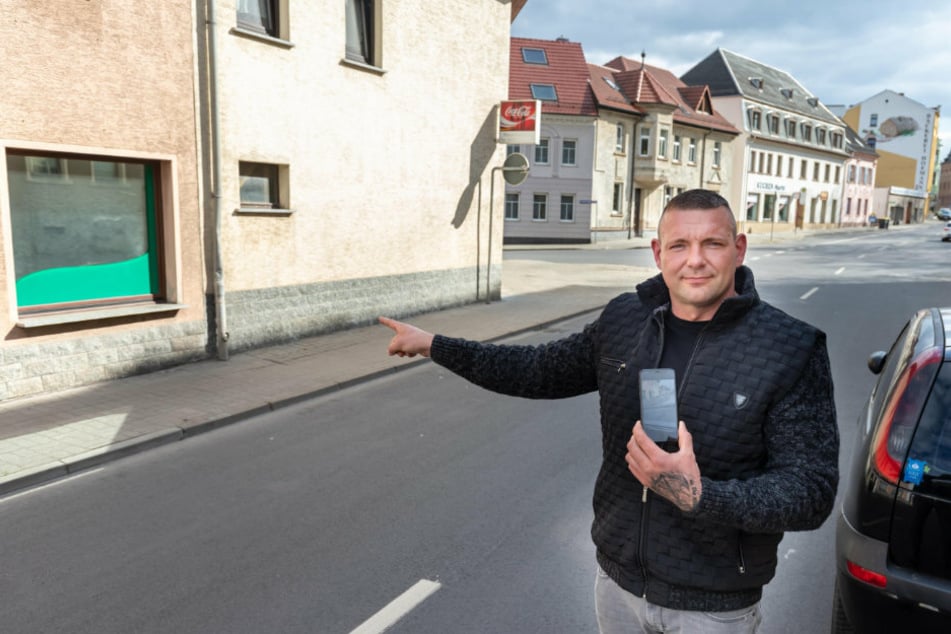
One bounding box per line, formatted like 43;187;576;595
430;266;838;611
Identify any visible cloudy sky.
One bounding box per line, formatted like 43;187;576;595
511;0;951;155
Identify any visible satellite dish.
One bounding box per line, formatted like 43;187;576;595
502;152;530;186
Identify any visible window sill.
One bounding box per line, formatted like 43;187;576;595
17;303;187;329
339;58;386;75
230;27;295;49
234;207;296;216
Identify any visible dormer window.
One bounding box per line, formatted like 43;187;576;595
785;118;797;138
807;97;819;107
747;109;762;131
780;88;794;99
749;77;764;90
603;76;620;91
801;122;813;142
521;48;548;65
530;83;557;101
767;113;780;134
816;128;827;145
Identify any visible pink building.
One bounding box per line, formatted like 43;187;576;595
841;127;878;226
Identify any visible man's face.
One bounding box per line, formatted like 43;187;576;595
650;206;747;321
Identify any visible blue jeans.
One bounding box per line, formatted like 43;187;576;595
595;567;761;634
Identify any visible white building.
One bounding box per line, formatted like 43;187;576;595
682;49;850;235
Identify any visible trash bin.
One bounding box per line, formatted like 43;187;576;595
878;218;890;229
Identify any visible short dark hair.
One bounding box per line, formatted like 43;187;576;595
660;189;736;238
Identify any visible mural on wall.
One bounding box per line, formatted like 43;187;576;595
858;93;936;194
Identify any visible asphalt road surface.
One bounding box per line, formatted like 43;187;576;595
3;221;950;633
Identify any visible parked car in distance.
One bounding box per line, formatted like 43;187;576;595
942;221;951;242
833;307;951;632
937;208;951;220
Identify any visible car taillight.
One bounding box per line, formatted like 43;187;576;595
871;347;942;483
847;560;887;588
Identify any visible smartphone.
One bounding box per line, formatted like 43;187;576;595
639;368;679;444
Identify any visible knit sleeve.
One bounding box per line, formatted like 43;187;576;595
689;337;839;533
429;320;600;400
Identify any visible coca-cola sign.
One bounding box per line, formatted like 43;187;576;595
499;99;541;145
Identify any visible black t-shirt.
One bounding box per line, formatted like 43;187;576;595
659;312;709;388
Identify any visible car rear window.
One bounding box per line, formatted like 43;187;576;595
906;362;951;487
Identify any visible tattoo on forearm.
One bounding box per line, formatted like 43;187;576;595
651;472;701;512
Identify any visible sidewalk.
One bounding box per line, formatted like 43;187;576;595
0;225;886;496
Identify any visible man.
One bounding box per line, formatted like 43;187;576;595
380;189;838;633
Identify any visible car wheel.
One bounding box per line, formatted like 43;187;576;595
831;579;855;633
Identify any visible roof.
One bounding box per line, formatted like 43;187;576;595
509;37;598;117
586;63;642;115
595;56;738;135
844;125;878;157
681;48;843;126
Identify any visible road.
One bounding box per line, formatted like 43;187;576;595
2;222;950;633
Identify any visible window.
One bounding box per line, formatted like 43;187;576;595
746;193;759;221
816;128;827;145
534;138;550;164
672;135;682;162
561;139;577;166
824;164;830;182
239;161;287;209
658;129;669;159
785;119;797;139
560;195;574;221
757;152;764;174
612;183;623;213
801;123;812;142
615;124;625;152
238;0;279;38
712;141;721;167
345;0;376;64
766;153;773;175
776;155;783;176
813;162;820;181
748;109;762;131
521;48;548;65
767;114;780;134
870;113;878;127
787;158;794;178
7;151;166;311
846;197;852;216
505;193;519;220
800;159;807;179
831;132;843;149
639;128;651;156
532;194;547;220
834;165;841;184
664;186;674;207
506;144;520;156
530;84;557;101
749;150;757;173
763;194;775;220
687;138;697;163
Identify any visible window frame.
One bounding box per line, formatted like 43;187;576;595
534;138;550;165
530;83;557;101
521;48;548;65
237;161;292;214
672;135;682;162
615;123;625;153
638;127;651;157
559;194;575;222
504;192;519;220
561;139;577;166
658;129;669;159
4;146;185;324
344;0;380;69
532;193;548;221
687;138;697;164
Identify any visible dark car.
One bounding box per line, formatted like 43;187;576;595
833;307;951;632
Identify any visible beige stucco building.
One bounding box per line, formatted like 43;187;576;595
0;0;520;401
0;1;208;401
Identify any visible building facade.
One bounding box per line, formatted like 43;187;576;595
600;57;739;233
503;37;600;243
682;49;850;236
841;127;878;227
938;151;951;212
0;1;208;401
0;0;519;401
841;90;940;223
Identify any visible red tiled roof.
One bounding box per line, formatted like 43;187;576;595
587;63;641;115
602;56;739;135
509;37;598;117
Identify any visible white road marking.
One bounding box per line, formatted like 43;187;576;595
834;267;846;275
749;256;760;261
801;287;819;300
350;579;442;634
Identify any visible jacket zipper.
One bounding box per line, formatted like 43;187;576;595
599;357;627;374
737;538;747;575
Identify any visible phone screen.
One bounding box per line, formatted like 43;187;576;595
639;368;679;443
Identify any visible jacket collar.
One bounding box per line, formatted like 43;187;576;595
636;265;760;323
